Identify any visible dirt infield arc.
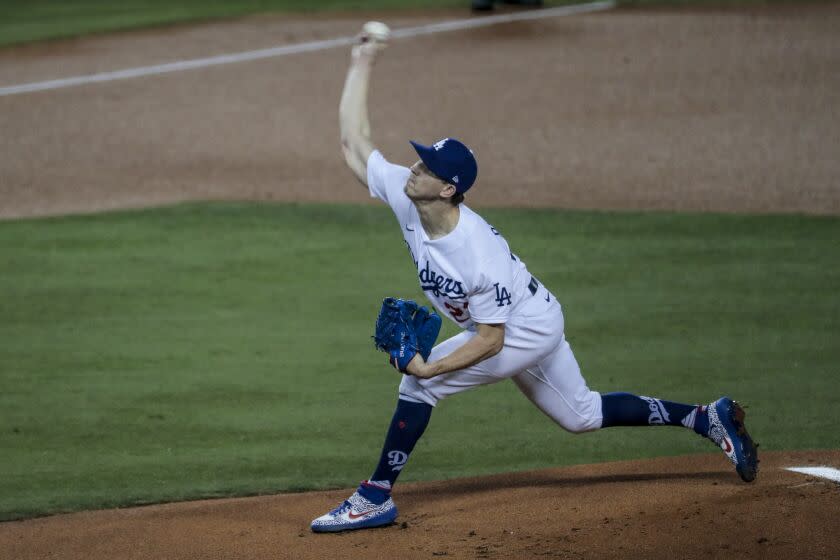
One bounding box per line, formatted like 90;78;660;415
1;4;839;559
0;451;837;559
0;4;838;219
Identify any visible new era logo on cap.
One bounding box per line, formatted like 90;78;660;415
410;137;478;193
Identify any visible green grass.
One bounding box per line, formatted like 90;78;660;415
620;0;823;4
3;0;817;49
1;202;838;520
0;0;469;48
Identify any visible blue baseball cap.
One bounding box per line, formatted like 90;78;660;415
409;138;478;193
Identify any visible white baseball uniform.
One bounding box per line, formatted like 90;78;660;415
367;151;603;433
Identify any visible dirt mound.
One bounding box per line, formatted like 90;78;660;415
1;451;837;559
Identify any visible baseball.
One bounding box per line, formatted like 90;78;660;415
362;21;390;43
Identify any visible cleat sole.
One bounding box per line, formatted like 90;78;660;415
731;401;759;483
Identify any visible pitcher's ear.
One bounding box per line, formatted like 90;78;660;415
439;183;457;200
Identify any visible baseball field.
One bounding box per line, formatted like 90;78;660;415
1;1;838;558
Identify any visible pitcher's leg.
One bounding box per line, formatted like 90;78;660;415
363;398;432;496
400;329;544;406
600;392;707;433
512;335;711;434
512;336;603;433
511;337;758;483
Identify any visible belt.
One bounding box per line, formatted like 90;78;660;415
528;276;539;296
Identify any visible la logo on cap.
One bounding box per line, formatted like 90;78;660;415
409;137;478;193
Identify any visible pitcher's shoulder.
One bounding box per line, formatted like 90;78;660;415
460;206;496;237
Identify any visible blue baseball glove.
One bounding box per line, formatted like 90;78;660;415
373;297;442;373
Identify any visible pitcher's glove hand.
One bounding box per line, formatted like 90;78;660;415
373;297;442;373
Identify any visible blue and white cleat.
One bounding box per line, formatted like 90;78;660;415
706;397;759;482
310;491;398;533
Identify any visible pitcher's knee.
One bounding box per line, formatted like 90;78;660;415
562;416;600;434
557;391;603;433
398;375;439;407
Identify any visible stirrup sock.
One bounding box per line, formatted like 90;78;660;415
601;392;707;435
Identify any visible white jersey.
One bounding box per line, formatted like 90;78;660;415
367;150;540;329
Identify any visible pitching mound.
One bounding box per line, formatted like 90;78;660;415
2;450;837;559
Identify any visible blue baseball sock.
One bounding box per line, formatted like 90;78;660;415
357;398;432;504
600;392;709;436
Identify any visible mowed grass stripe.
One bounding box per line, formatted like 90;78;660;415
0;0;809;48
0;0;466;47
0;202;837;520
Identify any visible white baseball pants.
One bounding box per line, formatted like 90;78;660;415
399;293;603;433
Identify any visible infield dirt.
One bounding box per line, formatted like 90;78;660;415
0;4;838;559
1;4;838;219
1;451;838;559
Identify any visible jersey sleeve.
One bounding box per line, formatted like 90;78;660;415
467;253;515;324
367;150;412;220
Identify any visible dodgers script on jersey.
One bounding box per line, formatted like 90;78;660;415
367;150;537;329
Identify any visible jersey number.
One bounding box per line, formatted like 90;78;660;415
444;301;469;323
494;283;512;307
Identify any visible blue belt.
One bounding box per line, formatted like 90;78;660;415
528;276;539;296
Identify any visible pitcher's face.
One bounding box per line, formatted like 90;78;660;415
405;161;453;202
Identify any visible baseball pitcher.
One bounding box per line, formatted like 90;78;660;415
311;22;759;533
